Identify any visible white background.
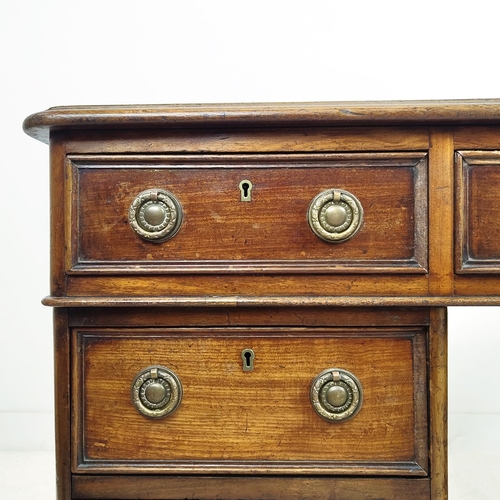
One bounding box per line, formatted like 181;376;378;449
1;1;500;498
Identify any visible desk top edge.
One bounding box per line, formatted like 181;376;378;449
23;98;500;144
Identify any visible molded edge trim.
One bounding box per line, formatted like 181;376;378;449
42;295;500;307
23;98;500;144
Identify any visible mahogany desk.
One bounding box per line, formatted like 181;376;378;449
24;99;500;499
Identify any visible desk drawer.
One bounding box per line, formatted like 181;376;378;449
73;327;428;475
457;151;500;273
68;153;428;274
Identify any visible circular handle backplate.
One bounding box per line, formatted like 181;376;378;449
129;188;183;242
131;366;183;419
308;189;363;243
310;368;363;422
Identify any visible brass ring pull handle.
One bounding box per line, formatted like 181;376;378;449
310;368;363;422
129;188;183;242
131;366;183;419
308;189;363;243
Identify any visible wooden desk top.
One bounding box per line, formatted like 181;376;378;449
23;99;500;144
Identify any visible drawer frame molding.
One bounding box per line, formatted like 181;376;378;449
66;153;429;275
72;326;429;477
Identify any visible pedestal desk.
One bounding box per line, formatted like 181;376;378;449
23;100;500;499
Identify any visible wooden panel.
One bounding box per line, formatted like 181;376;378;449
69;153;428;274
72;475;431;500
50;136;67;296
429;129;454;295
456;151;500;273
68;306;430;329
65;274;430;298
61;126;430;154
454;126;500;149
73;328;427;475
454;275;500;295
53;309;72;500
429;308;448;500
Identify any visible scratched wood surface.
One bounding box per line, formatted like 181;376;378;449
22;98;500;144
73;327;427;474
26;100;500;500
71;153;426;273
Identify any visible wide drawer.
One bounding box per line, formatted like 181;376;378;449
67;153;428;274
72;327;428;475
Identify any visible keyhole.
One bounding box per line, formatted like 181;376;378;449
241;348;255;371
239;180;253;202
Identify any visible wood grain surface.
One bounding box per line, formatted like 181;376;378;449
73;327;427;475
23;99;500;144
70;153;427;274
72;475;431;500
43;122;500;302
27;100;500;499
456;151;500;272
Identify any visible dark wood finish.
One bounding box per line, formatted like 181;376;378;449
26;101;500;302
456;151;500;273
65;274;431;299
429;308;448;500
69;153;427;274
22;99;500;144
72;475;431;500
67;306;431;328
62;127;430;154
26;99;500;500
54;309;72;500
50;136;67;297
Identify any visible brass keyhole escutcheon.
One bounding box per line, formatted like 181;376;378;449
310;368;363;422
239;180;253;201
241;348;255;371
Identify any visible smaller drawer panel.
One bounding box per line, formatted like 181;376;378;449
73;327;428;475
68;153;428;274
457;151;500;272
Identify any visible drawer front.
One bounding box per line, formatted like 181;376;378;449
457;151;500;272
73;327;428;475
68;153;428;274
